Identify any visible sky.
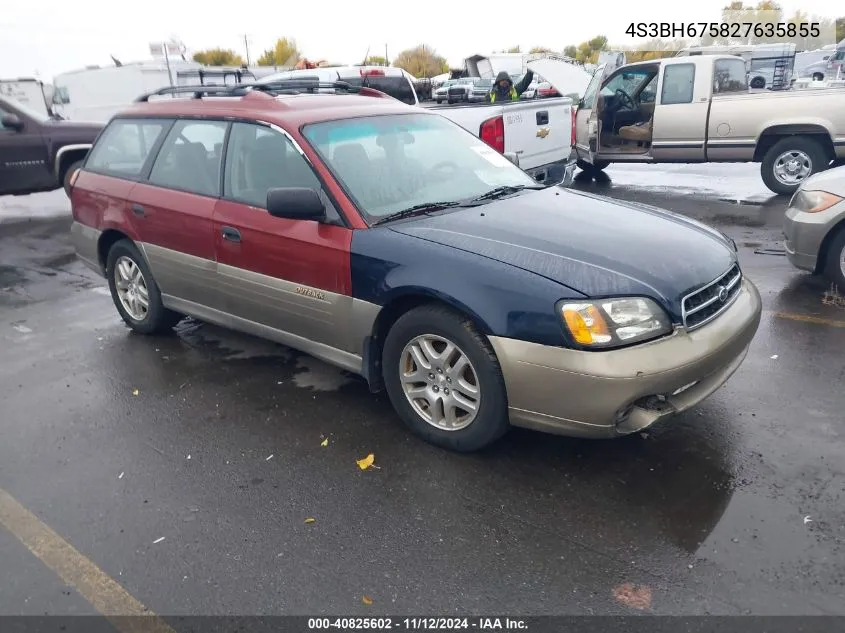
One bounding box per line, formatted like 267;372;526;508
0;0;840;80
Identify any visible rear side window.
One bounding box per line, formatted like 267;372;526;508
85;119;169;178
148;119;228;197
713;58;748;94
661;64;695;104
223;122;321;208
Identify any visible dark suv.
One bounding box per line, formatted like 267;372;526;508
69;81;760;452
0;95;102;197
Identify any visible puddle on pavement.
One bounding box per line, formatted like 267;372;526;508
0;265;25;286
176;319;292;362
292;356;353;391
171;319;357;392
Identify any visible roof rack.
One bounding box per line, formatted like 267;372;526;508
134;79;391;103
234;80;391;99
134;85;237;102
233;80;356;94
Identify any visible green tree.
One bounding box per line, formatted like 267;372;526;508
625;39;687;62
364;55;388;66
718;1;784;44
835;17;844;42
500;46;521;53
529;46;553;54
192;48;244;66
566;35;608;63
256;38;300;67
392;45;449;78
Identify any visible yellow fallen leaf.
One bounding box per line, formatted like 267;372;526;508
613;583;652;611
304;517;316;524
320;438;328;447
362;596;373;605
356;453;375;470
132;389;139;396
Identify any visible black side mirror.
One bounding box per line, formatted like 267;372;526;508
1;113;23;131
266;187;326;221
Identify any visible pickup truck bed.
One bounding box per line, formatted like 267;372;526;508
430;98;576;185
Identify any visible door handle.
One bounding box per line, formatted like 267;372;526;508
221;226;241;243
131;203;145;216
536;111;549;125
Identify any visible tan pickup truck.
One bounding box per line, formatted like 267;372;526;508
566;54;845;194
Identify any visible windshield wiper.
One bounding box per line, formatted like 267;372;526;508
372;201;465;226
470;184;546;202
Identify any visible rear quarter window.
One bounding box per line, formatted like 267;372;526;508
85;119;170;178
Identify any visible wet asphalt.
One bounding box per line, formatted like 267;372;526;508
0;167;844;620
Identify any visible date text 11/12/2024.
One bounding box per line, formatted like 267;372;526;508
308;617;528;630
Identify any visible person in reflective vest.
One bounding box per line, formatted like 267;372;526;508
487;69;534;103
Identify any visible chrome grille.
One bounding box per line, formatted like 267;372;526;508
682;264;742;330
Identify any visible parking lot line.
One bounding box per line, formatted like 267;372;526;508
771;311;845;328
0;487;175;633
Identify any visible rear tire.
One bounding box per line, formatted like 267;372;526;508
824;228;845;291
761;136;828;195
577;159;610;174
105;239;182;335
382;305;510;452
62;160;83;197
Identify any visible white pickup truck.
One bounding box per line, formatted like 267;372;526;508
565;54;845;194
430;91;576;185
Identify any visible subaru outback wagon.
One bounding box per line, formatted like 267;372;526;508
70;80;762;452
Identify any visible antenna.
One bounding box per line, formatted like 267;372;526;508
362;45;370;66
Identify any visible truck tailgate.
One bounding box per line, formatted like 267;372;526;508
500;98;572;170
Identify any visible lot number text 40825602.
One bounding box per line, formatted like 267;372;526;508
307;617;528;630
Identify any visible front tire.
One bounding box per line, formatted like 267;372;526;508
824;228;845;290
106;239;182;334
382;305;509;452
761;136;828;195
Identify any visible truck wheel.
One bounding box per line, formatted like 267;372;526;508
761;137;828;196
382;304;510;452
812;72;824;81
577;159;609;174
62;160;84;197
824;227;845;291
106;239;183;335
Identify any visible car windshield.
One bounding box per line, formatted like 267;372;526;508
474;79;493;87
303;113;540;223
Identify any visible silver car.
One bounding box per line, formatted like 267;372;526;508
783;164;845;289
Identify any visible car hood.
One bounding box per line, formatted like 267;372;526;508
43;120;103;144
389;187;737;321
527;59;593;97
799;164;845;196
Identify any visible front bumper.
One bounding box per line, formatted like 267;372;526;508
488;279;762;438
783;203;845;273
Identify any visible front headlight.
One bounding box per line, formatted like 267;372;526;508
790;189;843;213
558;297;673;348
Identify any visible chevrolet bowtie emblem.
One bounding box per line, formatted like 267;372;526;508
536;127;550;138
